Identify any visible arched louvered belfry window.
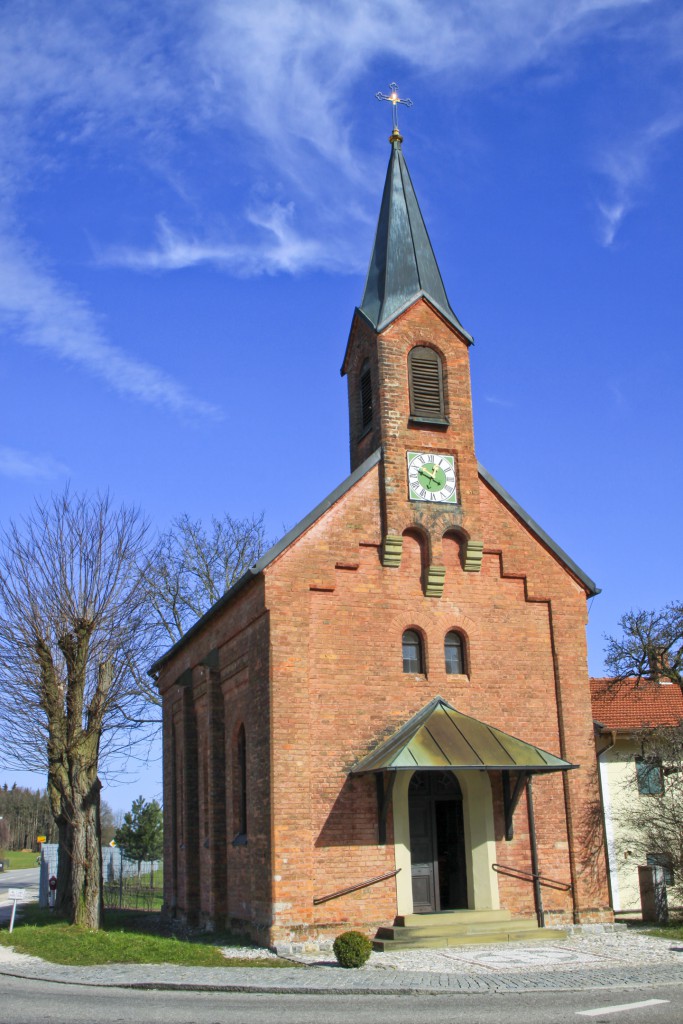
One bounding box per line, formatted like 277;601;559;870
408;346;445;420
444;631;465;675
403;629;424;673
360;359;373;431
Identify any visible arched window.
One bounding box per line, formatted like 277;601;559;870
359;359;373;431
445;631;465;674
403;629;424;673
408;346;445;421
233;724;247;842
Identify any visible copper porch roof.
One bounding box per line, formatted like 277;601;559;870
351;697;575;774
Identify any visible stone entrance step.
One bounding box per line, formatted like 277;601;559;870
373;910;567;951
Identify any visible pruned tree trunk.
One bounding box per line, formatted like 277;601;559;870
49;751;103;927
46;658;109;927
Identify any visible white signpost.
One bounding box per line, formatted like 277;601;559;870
7;888;26;933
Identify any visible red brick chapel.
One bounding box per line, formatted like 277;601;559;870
153;120;612;951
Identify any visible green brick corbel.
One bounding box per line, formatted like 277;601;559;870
381;534;403;568
462;539;484;573
424;563;446;598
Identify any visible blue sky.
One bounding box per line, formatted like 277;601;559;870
2;0;682;812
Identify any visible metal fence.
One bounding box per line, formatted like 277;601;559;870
39;844;163;910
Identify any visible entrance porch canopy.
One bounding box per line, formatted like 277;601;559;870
352;696;576;845
351;696;577;775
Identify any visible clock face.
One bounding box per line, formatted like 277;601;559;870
407;451;457;504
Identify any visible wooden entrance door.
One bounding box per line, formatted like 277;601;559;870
409;771;467;913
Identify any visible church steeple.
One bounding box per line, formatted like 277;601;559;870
359;132;472;342
342;119;484;591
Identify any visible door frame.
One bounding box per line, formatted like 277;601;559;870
408;771;467;913
393;768;500;916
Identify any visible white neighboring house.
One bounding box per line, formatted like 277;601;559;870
591;677;683;914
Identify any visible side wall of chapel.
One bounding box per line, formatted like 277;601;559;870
158;576;273;940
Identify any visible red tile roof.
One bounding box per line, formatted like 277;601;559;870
590;677;683;731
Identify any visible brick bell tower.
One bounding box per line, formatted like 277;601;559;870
341;121;483;596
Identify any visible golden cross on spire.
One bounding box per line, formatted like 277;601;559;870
375;82;413;138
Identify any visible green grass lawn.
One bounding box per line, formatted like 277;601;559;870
645;921;683;941
0;850;40;869
0;907;300;968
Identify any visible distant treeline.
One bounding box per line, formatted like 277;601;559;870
0;784;54;850
0;784;117;850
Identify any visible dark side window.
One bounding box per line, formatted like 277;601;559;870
233;724;248;842
360;360;373;430
403;629;423;673
445;631;464;674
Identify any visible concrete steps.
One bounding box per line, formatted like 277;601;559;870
373;909;567;950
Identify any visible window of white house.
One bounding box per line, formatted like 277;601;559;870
636;756;664;796
646;852;674;886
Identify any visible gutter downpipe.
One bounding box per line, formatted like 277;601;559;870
526;775;544;928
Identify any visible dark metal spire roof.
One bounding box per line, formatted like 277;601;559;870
359;132;472;341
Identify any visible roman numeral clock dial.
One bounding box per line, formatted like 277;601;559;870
407;451;457;504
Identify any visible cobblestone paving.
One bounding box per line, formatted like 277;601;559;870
0;929;681;994
290;931;683;974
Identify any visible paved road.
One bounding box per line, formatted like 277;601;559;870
0;864;39;905
0;868;40;926
0;868;40;931
0;867;40;895
0;974;679;1024
1;888;681;1004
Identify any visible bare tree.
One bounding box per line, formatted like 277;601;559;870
0;490;157;927
143;512;268;645
605;604;683;690
614;725;683;905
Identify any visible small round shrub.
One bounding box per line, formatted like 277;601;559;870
332;929;373;968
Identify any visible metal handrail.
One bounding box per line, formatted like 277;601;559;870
313;868;401;906
492;863;572;893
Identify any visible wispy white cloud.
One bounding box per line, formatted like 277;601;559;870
0;232;221;419
607;378;627;406
0;3;220;419
484;395;516;409
0;0;678;305
100;206;363;277
596;112;683;245
82;0;661;275
194;0;654;193
0;446;68;480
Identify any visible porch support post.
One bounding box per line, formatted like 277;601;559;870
502;770;527;841
375;771;396;845
526;774;544;927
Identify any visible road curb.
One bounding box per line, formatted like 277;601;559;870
0;960;682;995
